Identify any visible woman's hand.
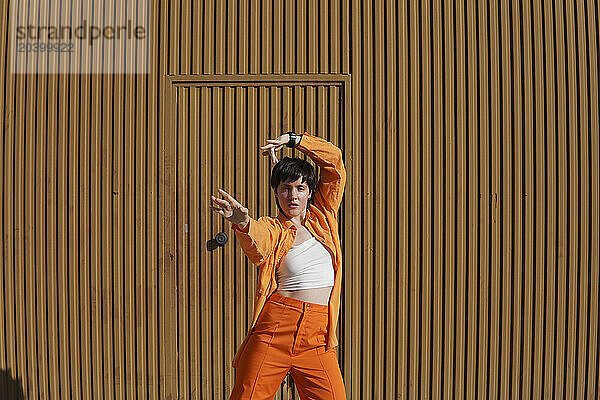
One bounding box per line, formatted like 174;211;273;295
260;134;290;165
210;189;250;227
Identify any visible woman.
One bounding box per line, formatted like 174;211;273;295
211;132;347;399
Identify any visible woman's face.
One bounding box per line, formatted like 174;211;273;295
275;177;312;217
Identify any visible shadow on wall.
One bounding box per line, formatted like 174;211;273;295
0;369;25;400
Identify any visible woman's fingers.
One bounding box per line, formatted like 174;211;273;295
217;188;234;202
260;143;275;151
209;203;226;217
209;204;223;215
211;195;228;207
269;148;278;164
217;188;243;208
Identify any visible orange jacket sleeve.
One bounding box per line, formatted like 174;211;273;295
231;216;278;267
296;133;347;213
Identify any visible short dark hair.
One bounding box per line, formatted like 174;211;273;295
270;157;317;205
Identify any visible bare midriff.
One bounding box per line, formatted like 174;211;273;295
275;286;333;306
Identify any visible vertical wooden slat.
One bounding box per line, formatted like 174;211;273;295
189;87;201;399
238;0;248;75
57;24;71;400
273;0;283;74
373;0;385;396
12;0;28;396
133;2;148;396
575;1;590;397
233;84;248;377
531;0;547;396
2;0;17;387
297;0;306;74
67;0;81;397
112;2;126;399
23;0;39;397
442;1;455;398
385;0;400;397
455;1;467;398
250;0;259;74
215;0;225;74
25;0;43;393
212;87;224;397
543;1;558;397
148;2;160;398
499;1;513;398
33;2;50;398
89;15;104;400
262;0;272;74
198;87;208;399
409;0;421;398
101;5;116;400
345;0;363;395
565;2;580;397
0;0;8;386
431;1;444;397
510;0;524;397
111;2;126;399
488;2;502;398
177;87;189;399
341;0;349;74
123;3;137;398
180;0;190;76
319;0;329;73
465;0;479;397
477;1;491;398
306;0;317;137
45;0;60;397
270;87;282;220
285;0;295;74
246;83;257;352
223;86;235;398
521;0;535;397
200;87;213;399
294;84;305;140
203;0;213;74
363;0;374;398
586;3;600;397
258;85;269;223
226;0;236;74
421;1;433;398
554;1;569;397
163;0;179;396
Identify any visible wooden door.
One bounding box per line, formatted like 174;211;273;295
162;74;352;399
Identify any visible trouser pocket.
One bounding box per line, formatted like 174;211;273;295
252;301;285;343
304;313;328;346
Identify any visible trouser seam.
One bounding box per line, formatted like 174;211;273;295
248;342;270;399
317;350;336;399
248;301;287;399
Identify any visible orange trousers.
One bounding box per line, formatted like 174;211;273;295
229;292;347;399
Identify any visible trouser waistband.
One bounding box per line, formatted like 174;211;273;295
268;292;329;314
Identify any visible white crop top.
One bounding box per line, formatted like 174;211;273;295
275;237;335;290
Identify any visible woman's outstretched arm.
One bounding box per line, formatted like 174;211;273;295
210;188;276;266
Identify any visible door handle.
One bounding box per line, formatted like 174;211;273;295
206;232;228;251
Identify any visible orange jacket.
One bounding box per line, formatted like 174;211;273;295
230;132;346;368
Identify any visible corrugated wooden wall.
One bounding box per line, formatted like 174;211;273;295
1;0;161;399
1;1;599;400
